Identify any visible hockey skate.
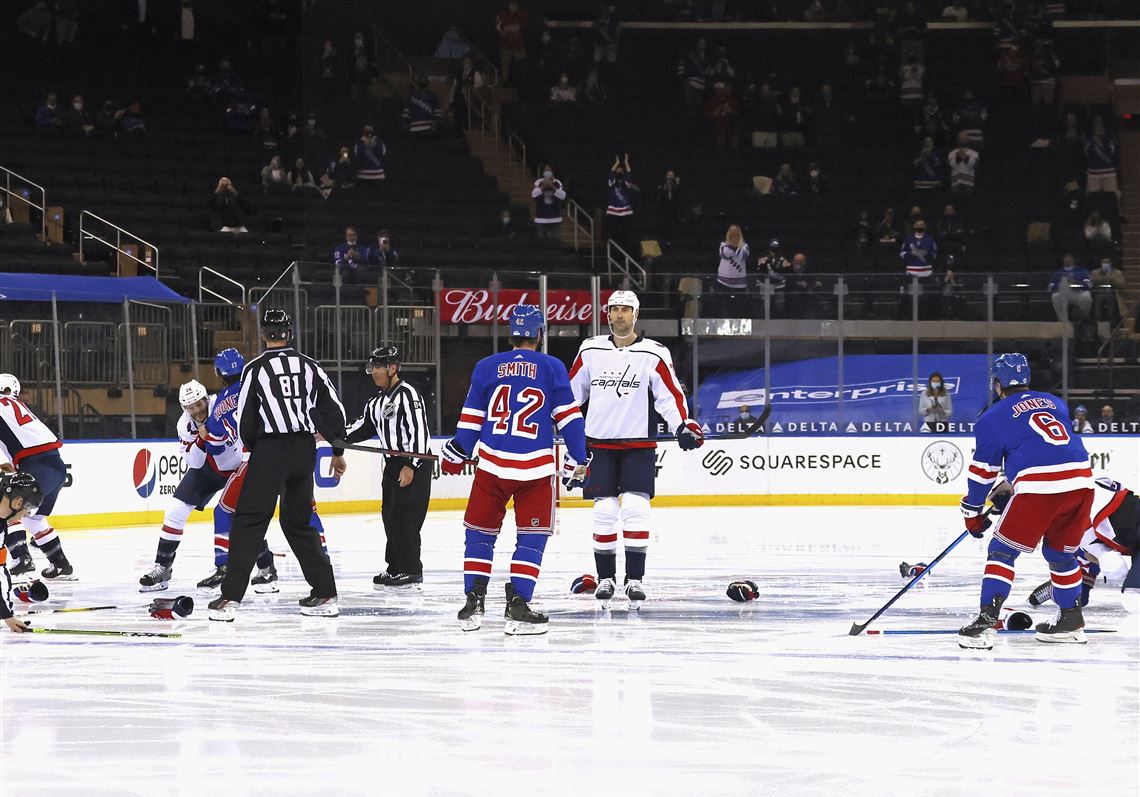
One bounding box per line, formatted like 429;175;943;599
207;596;239;622
504;584;548;636
458;580;487;632
380;572;424;591
139;564;173;592
196;565;227;591
1035;606;1087;644
958;595;1004;650
1027;580;1053;607
9;554;35;577
624;578;646;611
298;594;339;617
372;570;393;590
595;577;617;610
41;556;75;581
251;563;279;594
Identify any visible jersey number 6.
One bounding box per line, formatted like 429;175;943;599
1029;411;1071;446
488;385;545;440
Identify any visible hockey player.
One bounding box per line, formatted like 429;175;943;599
568;290;704;609
1;472;43;633
0;373;76;580
958;353;1094;649
440;305;589;635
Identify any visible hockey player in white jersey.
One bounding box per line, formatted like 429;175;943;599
568;291;704;609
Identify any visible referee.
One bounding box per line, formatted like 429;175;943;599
208;309;348;621
346;344;432;589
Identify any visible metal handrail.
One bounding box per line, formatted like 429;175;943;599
198;266;247;305
371;24;415;79
606;239;646;290
565;198;596;267
466;85;499;151
78;210;160;279
507;132;528;177
1;165;47;241
445;26;500;86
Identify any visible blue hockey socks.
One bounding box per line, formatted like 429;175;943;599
510;533;549;602
463;528;496;593
981;537;1020;607
213;505;231;567
312;509;327;554
1043;544;1082;609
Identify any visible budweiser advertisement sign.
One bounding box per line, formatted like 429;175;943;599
439;289;615;325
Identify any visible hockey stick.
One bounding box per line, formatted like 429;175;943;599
863;628;1116;636
27;627;182;639
587;404;772;446
848;514;992;636
25;605;118;614
332;440;439;461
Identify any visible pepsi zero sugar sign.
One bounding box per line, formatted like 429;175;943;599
697;354;990;434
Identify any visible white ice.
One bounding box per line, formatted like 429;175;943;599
2;506;1138;797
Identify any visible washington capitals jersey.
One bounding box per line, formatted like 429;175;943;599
455;349;586;481
966;390;1092;506
201;382;245;472
1087;477;1137;554
0;396;61;465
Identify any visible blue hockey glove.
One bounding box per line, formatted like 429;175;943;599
561;451;592;490
961;498;990;538
676;419;704;451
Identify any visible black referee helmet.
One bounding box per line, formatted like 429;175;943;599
260;308;293;342
367;344;401;372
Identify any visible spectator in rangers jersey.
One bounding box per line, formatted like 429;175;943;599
403;78;442;137
678;38;709;109
367;230;399;268
0;373;76;581
532;165;566;238
912;136;943;191
346;345;431;589
569;290;704;610
333;227;366;283
948;134;979;195
605;153;637;252
716;224;749;292
354;125;387;189
1;472;43;633
952;88;987;150
900;219;937;278
1085;115;1120;197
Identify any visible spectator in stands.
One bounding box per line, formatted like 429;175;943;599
1056;180;1086;250
904;206;925;237
550;72;578;103
582;67;608;105
460;54;487;91
334;227;365;282
996;43;1028;101
530;31;558;101
253;107;279;152
864;62;897;108
745;81;780;149
899;50;925;109
1085;115;1121;197
912;136;943;191
919;372;954;429
324;146;356;194
303;112;327;144
780;86;807;149
355;126;388;189
593;3;620;68
941;2;969;21
208;177;253;234
280;115;302;164
936;254;964;318
852;210;874;245
804;163;830;195
532;164;566;239
350;31;376;100
948;133;979;195
915;94;948;146
1049;253;1093;321
758;239;790;285
952;88;987;149
35;92;62;129
94;100;120;139
717;225;750;292
876;208;900;243
771;163;799;196
811;83;846;153
656;170;683;245
288;158;322;199
1092;257;1126;322
404;78;442;136
1029;36;1060;105
17;2;51;42
61;94;93;138
679;38;710;109
605;154;637;251
261;156;289;195
1100;404;1115;429
496;1;529;86
1084;211;1112;243
483;208;524;243
367;230;399;267
737;405;753;423
785;252;824;315
319;39;340;99
120;101;148;140
708;45;736;86
900;219;937;278
1071;405;1093;434
705;82;739;149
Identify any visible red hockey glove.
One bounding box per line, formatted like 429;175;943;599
440;439;468;476
961;498;990;539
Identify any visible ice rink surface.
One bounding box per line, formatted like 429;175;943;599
2;505;1137;797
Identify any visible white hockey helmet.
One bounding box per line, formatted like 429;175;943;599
0;373;20;397
605;290;640;315
178;379;208;408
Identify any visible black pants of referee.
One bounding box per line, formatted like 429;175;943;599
381;459;431;575
220;434;336;603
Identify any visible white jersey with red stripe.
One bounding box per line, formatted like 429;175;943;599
0;396;62;465
965;389;1092;507
568;334;689;448
175;396;238;475
1080;477;1135;555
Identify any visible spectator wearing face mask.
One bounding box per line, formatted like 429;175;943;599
354;125;388;188
61;94;93;138
367;230;399;267
1091;257;1126;322
804;163;830;195
899;51;925;109
605;153;637;251
1049;253;1092;322
771;163;799;196
532;164;566;239
550;72;578;103
737;405;753;426
483;208;522;242
947;133;979;195
1071;405;1093;434
900;219;938;278
919;372;953;428
334;227;365;283
35;91;62;129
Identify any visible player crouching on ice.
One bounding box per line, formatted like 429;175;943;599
958;353;1095;650
1;472;44;633
439;305;589;635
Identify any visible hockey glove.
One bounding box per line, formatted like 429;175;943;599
961;498;990;538
440;439;468;476
676;419;704;451
561;451;592;490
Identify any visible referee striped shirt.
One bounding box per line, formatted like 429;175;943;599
237;345;347;455
345;378;430;468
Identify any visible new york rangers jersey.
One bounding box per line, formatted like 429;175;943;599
177;389;241;475
0;396;62;465
455;349;587;481
201;382;245;472
569;335;690;447
966;390;1092;507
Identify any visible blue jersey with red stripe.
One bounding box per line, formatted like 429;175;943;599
454;348;587;481
966;389;1092;507
200;382;244;473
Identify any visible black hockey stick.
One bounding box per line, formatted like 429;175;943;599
332;440;440;461
587;404;772;446
848;510;992;636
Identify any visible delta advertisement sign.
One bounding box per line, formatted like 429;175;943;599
438;288;615;325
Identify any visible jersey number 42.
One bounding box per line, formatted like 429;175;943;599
488;385;545;441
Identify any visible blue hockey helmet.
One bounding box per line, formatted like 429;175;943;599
509;305;545;340
214;348;245;378
992;353;1030;389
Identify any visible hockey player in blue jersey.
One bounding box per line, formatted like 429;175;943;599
958;353;1095;649
440;305;589;635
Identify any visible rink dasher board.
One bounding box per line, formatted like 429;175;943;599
46;435;1139;528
